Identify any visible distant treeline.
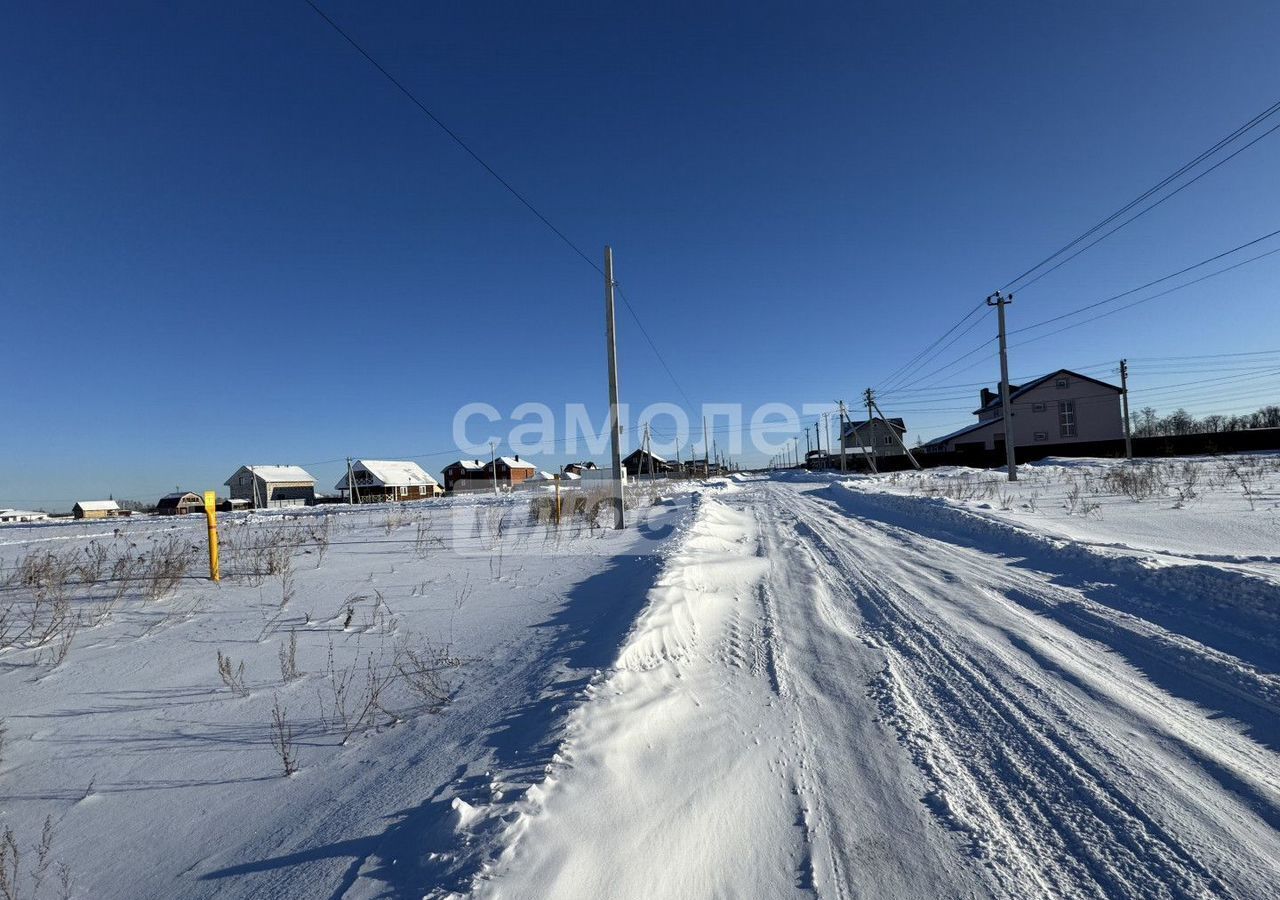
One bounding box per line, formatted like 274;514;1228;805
1133;404;1280;437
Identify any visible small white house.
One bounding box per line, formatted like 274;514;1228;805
0;508;49;524
224;465;317;509
335;460;443;503
72;500;126;520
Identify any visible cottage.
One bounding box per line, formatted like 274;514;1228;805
0;509;48;524
224;465;317;509
563;462;597;476
486;456;537;488
925;369;1123;453
156;491;205;516
73;500;127;520
622;448;671;477
842;417;908;458
335;460;443;503
441;459;487;492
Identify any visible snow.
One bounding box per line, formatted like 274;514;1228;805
3;456;1279;898
335;459;440;490
72;500;119;512
229;465;315;484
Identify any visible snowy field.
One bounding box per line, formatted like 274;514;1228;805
3;459;1279;898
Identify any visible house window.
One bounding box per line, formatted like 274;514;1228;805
1059;400;1076;437
882;436;893;445
1034;431;1048;442
1055;378;1069;388
1032;402;1046;413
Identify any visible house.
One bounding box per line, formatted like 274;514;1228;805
73;500;128;520
563;462;597;476
441;459;487;492
842;417;908;458
0;509;49;524
486;456;537;488
224;465;316;509
924;369;1123;453
156;491;205;515
622;448;671;477
335;460;443;503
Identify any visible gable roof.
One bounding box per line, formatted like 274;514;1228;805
623;448;669;464
226;465;315;485
843;417;906;434
443;459;485;471
977;369;1121;413
74;500;120;512
923;418;998;447
490;456;536;470
336;459;439;490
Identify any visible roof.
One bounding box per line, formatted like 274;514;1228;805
226;465;316;485
443;459;485;471
74;500;120;512
336;459;439;490
491;456;536;470
923;419;998;447
623;448;669;463
529;470;557;480
0;509;47;519
157;492;202;507
976;369;1122;413
844;417;906;433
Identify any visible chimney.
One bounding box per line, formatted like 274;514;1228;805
980;387;996;407
514;455;520;462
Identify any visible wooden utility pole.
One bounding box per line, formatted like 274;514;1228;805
605;246;625;528
869;393;922;471
987;291;1018;481
1120;358;1134;460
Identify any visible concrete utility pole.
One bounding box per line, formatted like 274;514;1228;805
702;417;711;477
836;401;848;472
490;441;499;495
346;457;354;505
987;290;1018;482
862;388;880;475
1120;358;1134;460
823;412;832;469
605;246;625;528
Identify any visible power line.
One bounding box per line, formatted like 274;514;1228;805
1011;227;1280;336
301;1;694;407
1001;97;1280;293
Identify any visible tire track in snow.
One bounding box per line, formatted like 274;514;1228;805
763;481;1279;900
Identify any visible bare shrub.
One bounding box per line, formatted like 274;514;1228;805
139;535;193;601
278;561;296;609
217;650;249;698
278;631;300;683
307;516;332;565
271;696;300;777
1103;463;1164;502
0;817;69;900
0;719;6;768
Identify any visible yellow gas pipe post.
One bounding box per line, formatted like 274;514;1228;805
203;491;220;582
554;475;562;526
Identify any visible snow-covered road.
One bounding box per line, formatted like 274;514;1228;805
477;476;1280;899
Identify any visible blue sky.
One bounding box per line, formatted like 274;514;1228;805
3;1;1280;508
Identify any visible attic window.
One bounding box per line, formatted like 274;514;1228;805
1032;402;1046;413
1055;378;1069;388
